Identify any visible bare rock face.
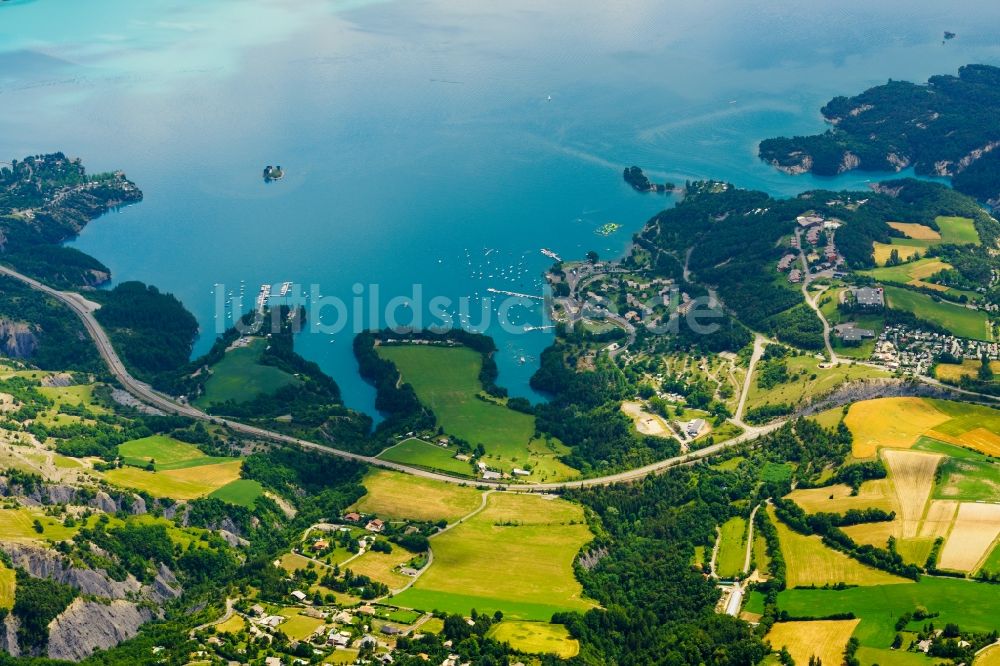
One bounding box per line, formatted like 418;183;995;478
1;543;143;600
0;615;20;657
46;598;154;661
148;563;182;604
93;491;118;514
0;319;37;359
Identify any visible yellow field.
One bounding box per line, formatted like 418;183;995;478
215;614;246;635
938;503;1000;572
766;619;861;666
976;643;1000;666
343;546;414;590
621;401;672;437
787;480;896;515
103;460;242;499
0;564;14;608
873;241;923;265
487;621;580;658
770;507;909;587
0;508;78;542
883;450;941;538
845;398;950;457
936;359;1000;383
927;427;1000;458
888;222;941;240
351;469;483;523
279;552;323;573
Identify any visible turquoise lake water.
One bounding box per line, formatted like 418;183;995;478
2;0;999;416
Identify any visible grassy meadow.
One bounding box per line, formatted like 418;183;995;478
377;438;476;477
392;492;595;620
746;355;889;412
487;621;580;658
378;344;578;481
351;469;483;522
195;337;300;407
883;286;992;341
716;516;748;578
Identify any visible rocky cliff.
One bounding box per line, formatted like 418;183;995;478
0;318;37;359
46;598;154;662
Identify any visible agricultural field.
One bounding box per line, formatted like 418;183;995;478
0;563;14;608
765;619;860;666
208;479;264;507
787;479;896;515
846;397;953;458
377;344;578;482
883;449;941;538
392;492;595;621
487;621;579;658
883;286;992;341
935;358;1000;383
215;614;246;635
979;542;1000;577
103;460;243;500
768;507;909;587
873;216;980;266
118;435;231;471
861;257;953;292
977;644;1000;666
937;503;1000;572
351;469;483;523
195;337;301;407
716;517;748;579
933;450;1000;502
887;221;941;240
873;241;924;266
777;577;1000;650
0;507;80;542
345;545;416;590
277;607;326;641
746;355;889;412
377;438;475;477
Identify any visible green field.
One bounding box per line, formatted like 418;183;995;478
392;492;595;621
351;469;483;522
195;337;301;407
744;590;766;615
378;438;475;477
487;621;579;658
277;607;325;640
0;564;14;609
747;356;890;411
883;286;993;341
378;344;578;481
118;435;232;471
778;578;1000;650
934;454;1000;502
861;257;952;286
716;517;748;578
208;479;264;507
980;542;1000;576
103;460;243;500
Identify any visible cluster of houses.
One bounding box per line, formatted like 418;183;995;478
872;325;1000;374
779;213;844;283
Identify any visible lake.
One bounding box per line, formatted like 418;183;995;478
1;0;998;416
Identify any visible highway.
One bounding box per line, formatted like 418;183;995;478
0;264;792;490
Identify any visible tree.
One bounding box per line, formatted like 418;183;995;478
979;353;994;381
586;250;600;264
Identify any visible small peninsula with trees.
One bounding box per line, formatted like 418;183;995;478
758;64;1000;207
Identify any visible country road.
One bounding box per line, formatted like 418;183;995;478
1;263;964;492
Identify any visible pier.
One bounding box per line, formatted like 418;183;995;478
487;287;544;300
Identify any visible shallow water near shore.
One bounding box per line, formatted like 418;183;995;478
1;0;999;416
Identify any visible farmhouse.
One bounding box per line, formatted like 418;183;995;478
482;470;502;481
344;512;362;522
328;631;351;647
290;590;308;601
512;468;531;476
685;419;706;438
366;518;385;533
313;539;329;550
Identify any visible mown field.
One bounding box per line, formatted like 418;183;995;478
377;438;475;477
977;644;1000;666
716;516;748;579
883;286;992;341
351;469;483;523
777;578;1000;650
378;344;578;481
118;435;232;471
861;257;953;292
195;337;300;407
103;460;243;500
208;479;264;507
487;621;579;658
765;619;860;666
392;492;595;620
873;216;980;266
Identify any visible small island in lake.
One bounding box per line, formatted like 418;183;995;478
623;165;672;193
262;165;284;181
